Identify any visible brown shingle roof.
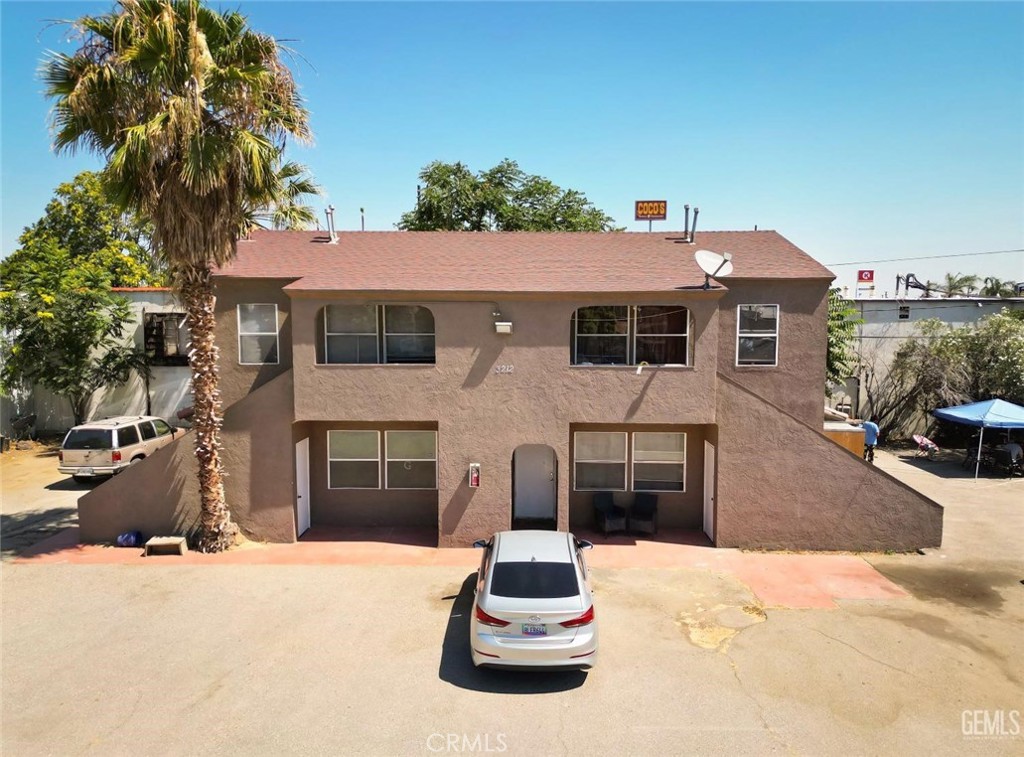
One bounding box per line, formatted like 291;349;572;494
216;230;834;293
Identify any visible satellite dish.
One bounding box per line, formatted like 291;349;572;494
694;249;734;289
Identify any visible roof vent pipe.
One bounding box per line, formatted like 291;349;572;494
325;205;338;243
684;204;690;239
689;207;699;243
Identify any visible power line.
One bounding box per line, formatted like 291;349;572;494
826;249;1024;266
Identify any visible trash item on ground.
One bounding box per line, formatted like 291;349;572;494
116;530;145;548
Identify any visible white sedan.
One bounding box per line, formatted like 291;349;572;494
470;530;597;670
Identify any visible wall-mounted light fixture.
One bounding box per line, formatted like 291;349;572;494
491;305;512;334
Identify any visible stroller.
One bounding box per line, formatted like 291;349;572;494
912;434;940;460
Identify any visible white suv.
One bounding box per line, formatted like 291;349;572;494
58;415;183;482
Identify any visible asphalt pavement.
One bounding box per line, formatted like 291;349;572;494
1;446;1022;756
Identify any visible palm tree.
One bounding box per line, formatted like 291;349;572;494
45;0;311;551
241;155;322;235
980;276;1016;298
941;272;979;297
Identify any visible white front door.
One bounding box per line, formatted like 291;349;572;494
512;445;557;522
296;438;310;537
703;441;715;543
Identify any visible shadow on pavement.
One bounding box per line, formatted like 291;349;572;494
1;508;78;559
895;454;1019;480
438;573;588;694
44;477;101;492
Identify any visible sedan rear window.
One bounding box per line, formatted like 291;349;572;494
63;429;112;450
490;562;580;599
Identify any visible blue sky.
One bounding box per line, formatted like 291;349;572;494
2;1;1022;295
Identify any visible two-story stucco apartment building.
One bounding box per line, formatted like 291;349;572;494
79;229;942;551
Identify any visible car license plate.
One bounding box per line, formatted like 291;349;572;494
80;468;93;475
522;624;547;636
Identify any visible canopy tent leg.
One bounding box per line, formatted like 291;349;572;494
975;427;984;481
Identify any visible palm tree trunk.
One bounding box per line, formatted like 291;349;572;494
181;266;238;552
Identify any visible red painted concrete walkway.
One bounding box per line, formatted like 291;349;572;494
15;527;907;610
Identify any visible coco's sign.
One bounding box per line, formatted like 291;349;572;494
634;200;667;221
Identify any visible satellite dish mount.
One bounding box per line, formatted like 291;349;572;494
694;249;734;289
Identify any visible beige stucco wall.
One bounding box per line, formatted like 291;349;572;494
715;376;943;551
716;280;831;428
214;278;296;410
282;294;721;545
78;370;297;544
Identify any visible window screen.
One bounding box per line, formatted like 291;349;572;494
574;431;627;490
327;430;380;489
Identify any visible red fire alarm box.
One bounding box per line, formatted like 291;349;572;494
468;463;481;488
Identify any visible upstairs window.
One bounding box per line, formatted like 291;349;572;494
238;304;279;365
321;305;435;365
144;313;189;366
572;306;689;366
736;304;779;366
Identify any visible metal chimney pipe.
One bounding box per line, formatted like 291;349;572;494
690;207;699;242
327;205;338;243
684;204;690;238
360;207;365;232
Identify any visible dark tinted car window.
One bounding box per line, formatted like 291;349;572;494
118;425;140;447
490;562;580;599
63;429;112;450
139;422;157;440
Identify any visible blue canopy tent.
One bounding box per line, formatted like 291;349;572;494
932;399;1024;479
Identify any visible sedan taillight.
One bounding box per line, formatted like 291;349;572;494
559;605;595;628
58;450;63;463
112;450;122;463
475;606;510;627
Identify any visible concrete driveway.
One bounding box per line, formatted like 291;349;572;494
0;442;89;559
2;449;1022;755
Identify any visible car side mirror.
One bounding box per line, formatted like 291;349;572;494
576;539;594;550
472;539;489;549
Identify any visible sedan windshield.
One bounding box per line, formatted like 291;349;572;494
63;429;112;450
490;561;580;599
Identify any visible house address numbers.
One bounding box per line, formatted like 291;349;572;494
494;364;515;374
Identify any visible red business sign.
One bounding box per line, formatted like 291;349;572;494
858;270;875;283
635;200;667;221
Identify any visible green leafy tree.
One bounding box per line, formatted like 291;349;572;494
398;159;619;232
45;0;312;552
864;311;1024;435
1;171;163;288
980;276;1016;298
826;288;861;395
0;244;147;425
941;272;979;297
